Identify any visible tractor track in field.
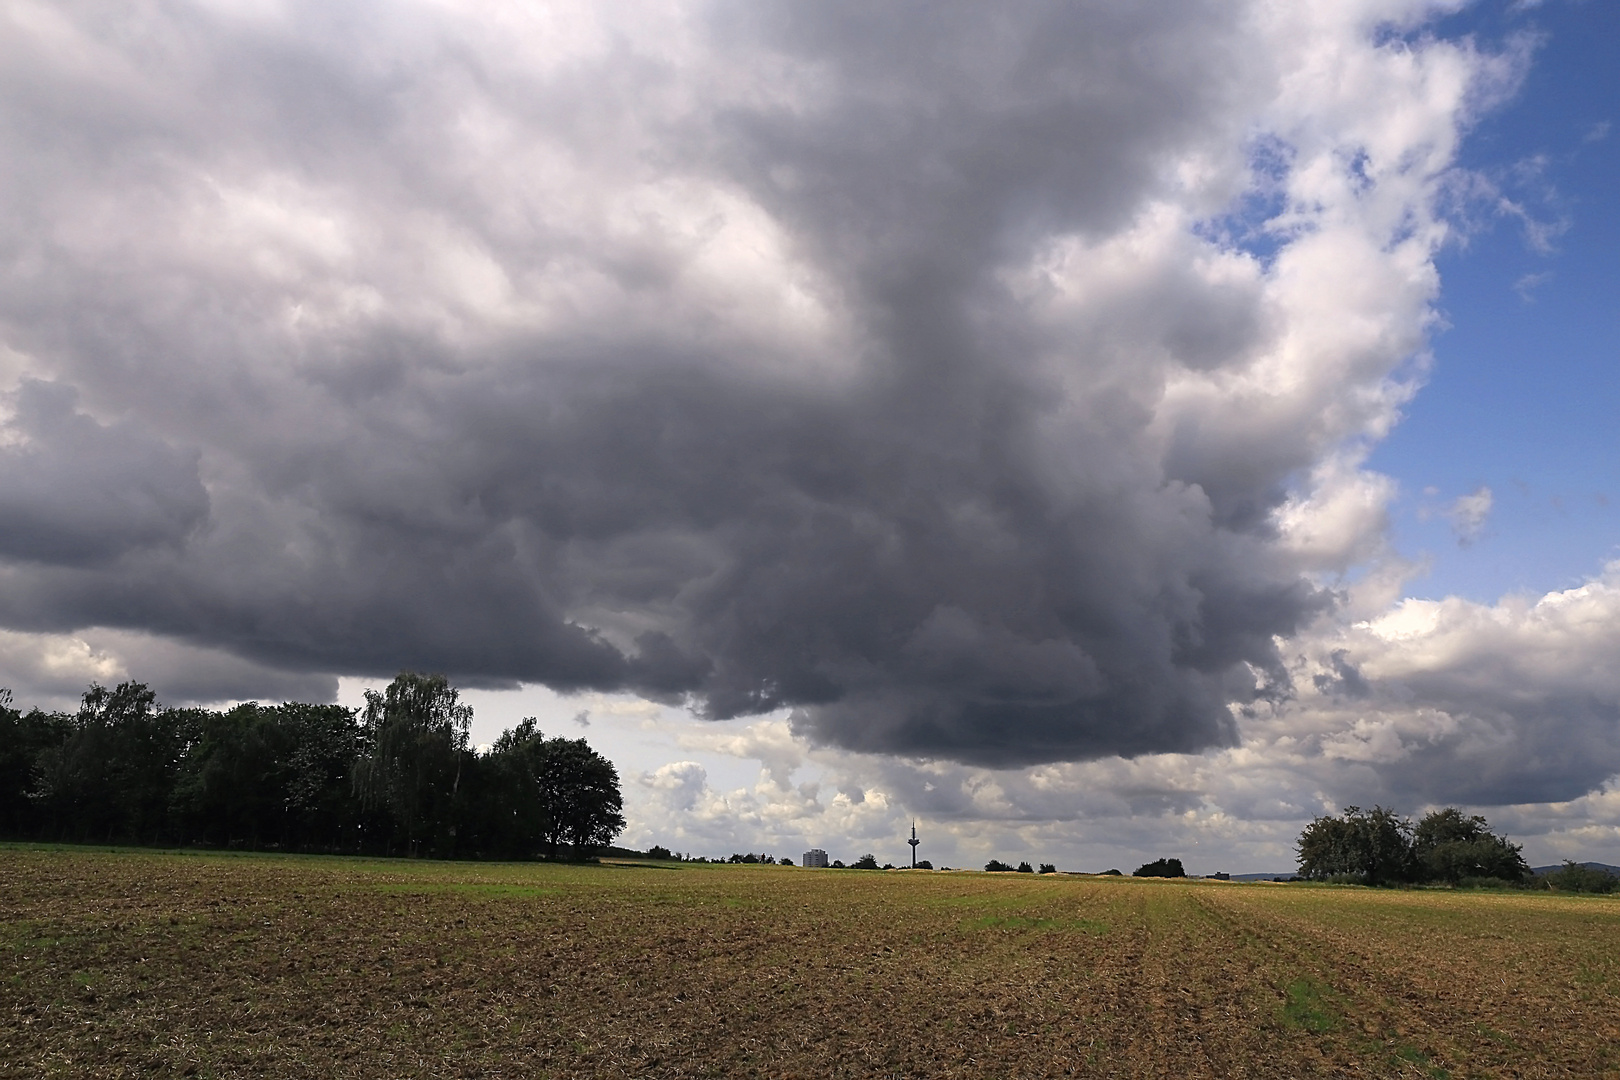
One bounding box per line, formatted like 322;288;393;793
4;848;1620;1078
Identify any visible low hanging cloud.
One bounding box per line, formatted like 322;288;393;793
0;2;1533;767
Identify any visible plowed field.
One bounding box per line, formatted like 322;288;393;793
3;846;1618;1078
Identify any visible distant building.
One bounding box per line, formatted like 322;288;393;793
803;848;830;868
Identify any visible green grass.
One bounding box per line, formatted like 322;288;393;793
1279;976;1338;1032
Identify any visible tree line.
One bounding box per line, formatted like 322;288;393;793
0;673;625;860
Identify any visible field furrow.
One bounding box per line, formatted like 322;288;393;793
4;848;1618;1078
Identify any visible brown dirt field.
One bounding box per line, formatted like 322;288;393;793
3;846;1618;1078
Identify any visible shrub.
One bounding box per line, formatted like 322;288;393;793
853;853;879;870
1133;858;1185;878
1101;868;1123;876
646;844;673;859
779;856;793;866
831;859;845;868
1414;808;1528;883
916;859;933;870
1454;875;1518;890
1538;861;1620;894
1038;863;1057;874
1016;862;1034;873
985;859;1014;872
1297;806;1527;885
1296;806;1413;885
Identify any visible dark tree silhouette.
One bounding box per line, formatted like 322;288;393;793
355;673;472;856
1132;858;1185;878
533;734;625;860
1412;807;1528;883
1297;806;1526;885
0;674;627;863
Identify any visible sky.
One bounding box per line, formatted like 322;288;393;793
1;0;1618;873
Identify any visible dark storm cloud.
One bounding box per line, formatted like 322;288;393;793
0;1;1458;765
0;380;208;565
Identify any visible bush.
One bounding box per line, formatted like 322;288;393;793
1537;861;1620;894
646;844;673;859
853;853;879;870
985;859;1015;872
831;859;846;868
779;856;793;866
1038;863;1057;874
1101;868;1123;876
1454;875;1519;890
1296;806;1413;885
1133;858;1185;878
1297;806;1527;885
1414;808;1529;884
916;859;933;870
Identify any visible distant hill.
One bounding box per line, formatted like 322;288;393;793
1531;862;1620;876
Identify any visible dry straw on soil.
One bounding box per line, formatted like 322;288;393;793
3;846;1618;1078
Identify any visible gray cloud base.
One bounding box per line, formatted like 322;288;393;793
0;3;1487;764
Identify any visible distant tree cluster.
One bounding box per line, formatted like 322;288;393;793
1296;806;1529;886
1133;858;1185;878
0;674;624;860
984;857;1061;873
1537;861;1619;894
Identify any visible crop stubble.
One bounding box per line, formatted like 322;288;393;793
2;847;1617;1078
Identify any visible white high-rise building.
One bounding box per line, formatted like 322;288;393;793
802;848;829;868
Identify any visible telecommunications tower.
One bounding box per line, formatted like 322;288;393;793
908;820;920;868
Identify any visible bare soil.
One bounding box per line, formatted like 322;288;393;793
3;846;1617;1078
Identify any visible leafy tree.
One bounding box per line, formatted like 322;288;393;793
478;718;624;860
174;702;297;849
172;701;361;851
533;735;624;859
1297;806;1528;886
831;859;846;868
32;682;191;844
1039;863;1057;874
1133;858;1186;878
1295;806;1415;885
1537;861;1619;894
916;859;933;870
355;673;472;856
0;692;70;838
779;856;793;866
985;859;1014;872
0;674;627;864
1412;807;1528;884
1016;861;1034;873
853;853;879;870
